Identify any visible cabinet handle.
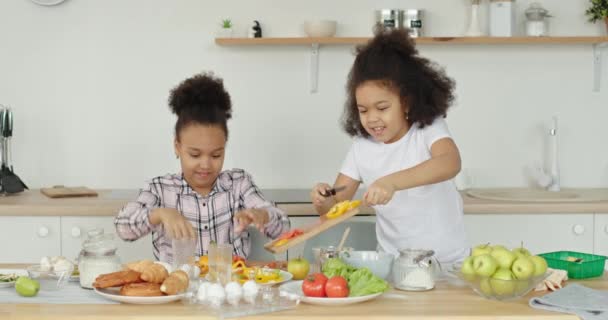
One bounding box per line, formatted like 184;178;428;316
71;227;81;238
572;224;585;235
605;225;608;234
37;226;50;238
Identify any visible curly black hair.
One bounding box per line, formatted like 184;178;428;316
342;27;455;137
168;72;232;140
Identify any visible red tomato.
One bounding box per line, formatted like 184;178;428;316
325;276;349;298
301;273;328;297
278;229;304;240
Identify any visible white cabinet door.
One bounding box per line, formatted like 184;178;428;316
61;217;154;262
464;213;594;255
287;215;377;262
0;216;61;263
594;213;608;258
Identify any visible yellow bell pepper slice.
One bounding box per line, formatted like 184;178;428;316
348;200;362;210
326;200;350;219
273;239;289;247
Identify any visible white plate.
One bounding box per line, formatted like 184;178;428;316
258;270;292;286
94;287;184;304
0;269;28;288
279;280;383;306
30;0;67;6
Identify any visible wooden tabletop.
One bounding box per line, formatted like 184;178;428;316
1;262;606;320
1;189;608;217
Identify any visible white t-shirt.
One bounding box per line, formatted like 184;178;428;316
340;118;469;264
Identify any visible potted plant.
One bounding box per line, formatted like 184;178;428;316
219;18;233;38
585;0;608;33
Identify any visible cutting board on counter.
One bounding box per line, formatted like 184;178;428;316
264;208;360;254
40;186;98;198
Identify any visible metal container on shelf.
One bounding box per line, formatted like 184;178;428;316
404;9;423;37
377;9;403;30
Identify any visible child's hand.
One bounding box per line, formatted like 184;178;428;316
311;183;335;208
153;208;196;240
364;178;396;206
234;209;269;233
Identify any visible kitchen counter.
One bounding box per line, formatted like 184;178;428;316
1;269;606;320
1;188;608;217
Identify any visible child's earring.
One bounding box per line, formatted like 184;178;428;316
175;154;179;159
405;112;409;120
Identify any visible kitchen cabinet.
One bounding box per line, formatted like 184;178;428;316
464;213;594;255
594;213;608;258
0;216;61;263
286;215;377;262
60;217;153;262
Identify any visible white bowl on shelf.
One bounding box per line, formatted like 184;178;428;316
303;20;337;37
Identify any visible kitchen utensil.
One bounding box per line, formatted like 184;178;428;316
340;251;394;280
336;227;351;252
41;186;98;198
320;185;346;197
0;107;28;194
264;207;360;254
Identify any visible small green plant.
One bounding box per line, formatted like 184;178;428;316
585;0;608;23
221;18;233;29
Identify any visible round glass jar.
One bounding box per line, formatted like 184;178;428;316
78;228;122;289
392;249;440;291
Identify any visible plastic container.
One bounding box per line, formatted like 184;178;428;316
539;251;607;279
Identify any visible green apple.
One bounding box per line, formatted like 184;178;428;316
15;277;40;297
460;256;476;281
512;242;532;258
511;257;535;280
287;257;310;280
490;248;517;269
491;245;508;252
479;277;493;296
471;243;492;257
490;268;516;296
530;255;548;277
472;254;498;277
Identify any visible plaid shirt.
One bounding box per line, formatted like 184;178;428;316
114;169;290;263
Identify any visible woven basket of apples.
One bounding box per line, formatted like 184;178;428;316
456;243;550;301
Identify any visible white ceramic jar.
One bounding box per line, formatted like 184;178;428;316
489;0;516;36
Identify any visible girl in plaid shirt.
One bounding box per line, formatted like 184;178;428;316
115;72;290;262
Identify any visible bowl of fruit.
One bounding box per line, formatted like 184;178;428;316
455;243;551;301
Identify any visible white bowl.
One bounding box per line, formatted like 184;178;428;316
340;251;394;280
303;20;337;37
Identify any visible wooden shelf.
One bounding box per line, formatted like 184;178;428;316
215;36;608;93
215;36;608;46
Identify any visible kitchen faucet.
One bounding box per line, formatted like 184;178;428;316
547;116;560;191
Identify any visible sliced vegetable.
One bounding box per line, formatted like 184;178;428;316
326;201;350;219
273;239;289;247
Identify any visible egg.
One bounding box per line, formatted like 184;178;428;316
242;280;259;304
224;281;243;306
197;281;211;303
207;283;226;307
40;257;52;272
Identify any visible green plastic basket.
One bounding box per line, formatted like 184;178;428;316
538;251;607;279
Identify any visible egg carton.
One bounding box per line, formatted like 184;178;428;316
182;281;300;319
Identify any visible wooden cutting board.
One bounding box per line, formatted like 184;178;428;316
264;208;360;254
40;186;98;198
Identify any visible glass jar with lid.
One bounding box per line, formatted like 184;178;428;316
392;249;441;291
525;2;552;37
78;228;122;289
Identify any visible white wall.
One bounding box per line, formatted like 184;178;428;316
1;0;607;190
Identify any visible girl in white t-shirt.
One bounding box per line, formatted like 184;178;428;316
310;28;468;264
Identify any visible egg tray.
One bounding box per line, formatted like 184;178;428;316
183;286;300;319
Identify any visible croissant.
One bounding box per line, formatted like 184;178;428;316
125;260;154;273
140;263;169;284
160;270;189;295
93;270;142;289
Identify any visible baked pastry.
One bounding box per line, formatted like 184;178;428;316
160;270;189;295
119;282;164;297
92;270;142;289
125;260;154;273
140;263;169;284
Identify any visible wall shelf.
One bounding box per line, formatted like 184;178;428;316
215;36;608;92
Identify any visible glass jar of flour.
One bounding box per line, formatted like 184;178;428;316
78;228;122;289
392;249;441;291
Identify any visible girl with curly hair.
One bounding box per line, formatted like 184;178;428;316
310;28;467;264
115;72;290;263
